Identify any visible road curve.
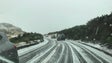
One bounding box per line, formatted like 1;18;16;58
19;39;112;63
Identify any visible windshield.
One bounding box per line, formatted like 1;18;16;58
0;0;112;63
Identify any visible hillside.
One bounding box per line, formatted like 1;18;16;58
0;23;24;38
49;13;112;48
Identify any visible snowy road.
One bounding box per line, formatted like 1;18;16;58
18;39;112;63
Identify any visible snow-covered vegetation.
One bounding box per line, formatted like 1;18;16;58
0;23;44;48
10;32;44;48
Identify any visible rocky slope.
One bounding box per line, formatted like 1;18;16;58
0;23;24;38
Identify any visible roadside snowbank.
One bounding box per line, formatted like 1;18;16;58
18;39;48;56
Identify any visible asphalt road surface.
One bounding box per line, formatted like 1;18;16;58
19;39;112;63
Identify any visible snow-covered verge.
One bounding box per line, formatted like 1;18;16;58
18;39;48;56
15;40;41;48
80;41;112;55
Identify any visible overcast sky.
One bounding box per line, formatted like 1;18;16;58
0;0;112;34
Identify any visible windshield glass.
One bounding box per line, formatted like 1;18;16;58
0;56;14;63
0;0;112;63
0;35;2;40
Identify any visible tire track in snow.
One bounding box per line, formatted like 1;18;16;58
56;42;65;63
66;42;87;63
27;41;58;63
65;42;81;63
46;43;63;63
68;41;110;63
19;39;53;63
66;40;103;63
76;42;111;63
56;42;68;63
63;42;74;63
41;44;62;63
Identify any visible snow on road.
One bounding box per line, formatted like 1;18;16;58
79;41;112;55
66;42;80;63
78;42;112;63
56;42;65;63
67;40;112;63
67;41;93;63
18;39;112;63
41;44;61;63
26;40;56;63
